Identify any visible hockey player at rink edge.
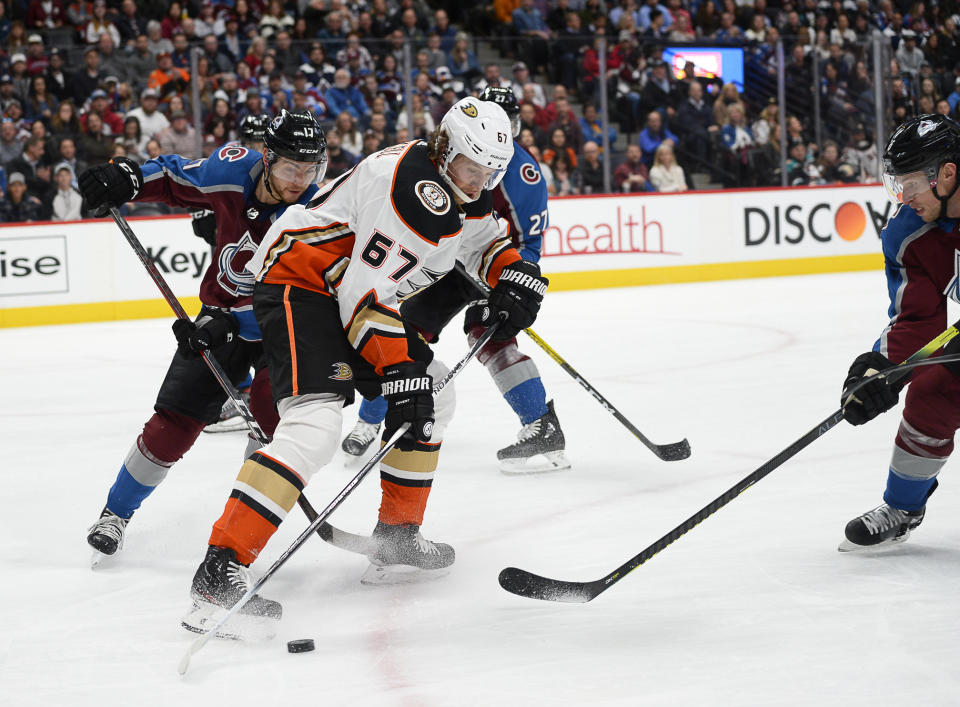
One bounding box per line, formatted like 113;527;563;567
78;110;328;564
182;97;550;636
341;86;570;475
839;112;960;551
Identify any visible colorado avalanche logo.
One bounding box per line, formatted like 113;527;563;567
918;119;938;137
217;231;259;296
520;163;541;185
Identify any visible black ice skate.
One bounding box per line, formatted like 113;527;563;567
203;391;251;433
838;504;927;552
497;400;571;474
361;521;455;585
181;546;281;640
87;507;130;566
341;420;381;456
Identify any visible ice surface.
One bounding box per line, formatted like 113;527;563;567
3;271;960;706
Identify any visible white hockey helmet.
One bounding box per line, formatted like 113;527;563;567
437;97;514;203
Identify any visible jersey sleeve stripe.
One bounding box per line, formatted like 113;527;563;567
478;236;522;287
258;222;353;277
346;291;410;373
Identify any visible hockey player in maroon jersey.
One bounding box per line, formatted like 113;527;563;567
840;113;960;550
182;98;550;635
79;110;328;564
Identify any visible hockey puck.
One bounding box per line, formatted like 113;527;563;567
287;639;315;654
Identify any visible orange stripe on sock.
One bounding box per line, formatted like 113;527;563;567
283;284;298;396
378;479;432;526
208;497;279;565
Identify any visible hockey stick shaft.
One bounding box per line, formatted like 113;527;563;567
107;208;339;537
499;326;960;603
178;316;503;675
454;262;690;461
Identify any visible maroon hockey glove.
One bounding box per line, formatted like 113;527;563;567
381;361;434;451
484;260;548;341
78;157;143;213
172;309;237;359
841;351;907;426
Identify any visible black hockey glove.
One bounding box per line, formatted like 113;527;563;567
841;351;907;426
78;157;143;213
483;260;548;341
172;309;237;359
381;360;434;451
191;209;217;247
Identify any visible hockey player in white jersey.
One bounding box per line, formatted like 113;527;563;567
183;98;550;632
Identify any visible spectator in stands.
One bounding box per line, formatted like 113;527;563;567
26;75;57;123
337;34;376;76
555;10;591;92
395;94;435;140
639;58;675;124
316;10;348;49
83;89;123;136
549;150;581;196
518;101;548;149
367;111;394;148
513;0;551;77
84;0;119;46
841;121;877;182
579;102;617;151
897;30;924;79
751;101;779;147
579;140;604;194
148;51;190;106
125;87;169;142
430;85;457;126
0;118;22;167
116;116;146;164
786;137;814;185
25;34;49;77
0;172;42;222
27;0;64;31
50;100;80;140
720;102;757;183
638;110;678;168
323;128;359;180
614;143;653;192
43;48;68;102
547;97;582;153
675;80;718;164
511;62;545;105
6;20;28;56
447;32;480;82
335;110;363;156
360;127;382;157
157;110;198;158
0;75;22;115
115;0;144;47
527;143;555;193
146;19;174;58
78;111;112;162
8;134;48;193
10;54;31;103
542;127;578;169
649;142;687;192
55;136;85;180
49;162;83;220
71;46;104;106
326;68;371;126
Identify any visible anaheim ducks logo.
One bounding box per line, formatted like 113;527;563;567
415;180;450;215
329;362;353;381
460;102;478;118
520;163;541;184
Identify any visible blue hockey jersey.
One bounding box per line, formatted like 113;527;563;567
491;140;549;263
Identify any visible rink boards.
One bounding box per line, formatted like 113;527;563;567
0;183;890;328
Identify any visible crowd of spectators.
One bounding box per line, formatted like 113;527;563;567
0;0;950;222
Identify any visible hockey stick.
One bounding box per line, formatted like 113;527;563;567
454;263;690;461
106;208;343;545
178;315;504;676
498;326;960;603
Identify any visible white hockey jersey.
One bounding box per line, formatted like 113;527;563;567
247;140;521;373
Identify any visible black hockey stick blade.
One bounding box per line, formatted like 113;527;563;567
651;438;691;461
498;567;598;603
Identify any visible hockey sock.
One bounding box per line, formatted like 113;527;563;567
106;410;204;518
359;395;388;425
378;441;440;526
209;452;305;565
882;468;939;512
504;378;549;425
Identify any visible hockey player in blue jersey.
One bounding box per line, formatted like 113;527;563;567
79;110;328;563
341;87;569;474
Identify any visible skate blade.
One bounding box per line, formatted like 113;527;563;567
203;418;248;434
360;562;451;586
90;549;112;569
838;531;912;553
499;450;572;475
180;601;277;641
